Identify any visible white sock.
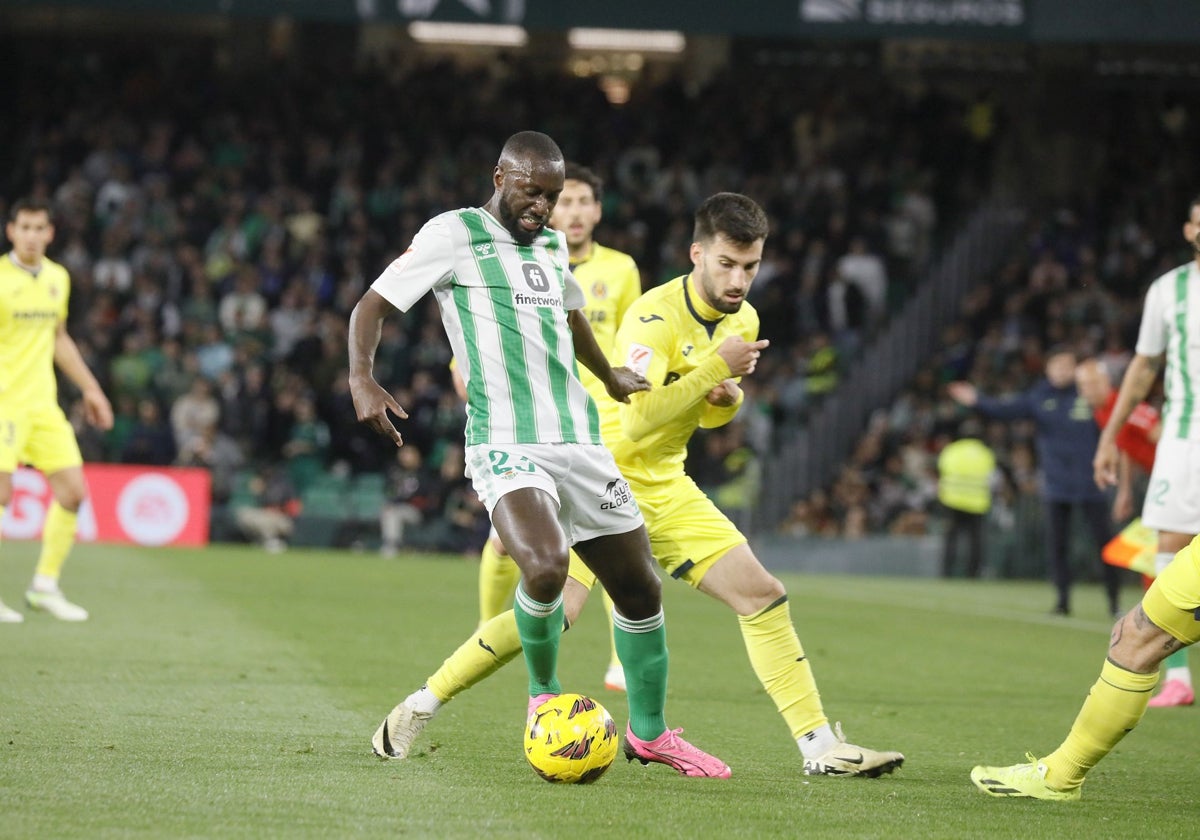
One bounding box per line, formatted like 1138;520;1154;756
1165;666;1193;687
405;684;443;715
797;724;838;759
1155;551;1174;575
31;574;59;593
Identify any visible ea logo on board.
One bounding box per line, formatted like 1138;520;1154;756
116;474;189;546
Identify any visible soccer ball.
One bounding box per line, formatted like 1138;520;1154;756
524;693;619;784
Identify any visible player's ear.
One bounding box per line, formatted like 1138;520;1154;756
493;165;505;190
689;241;703;267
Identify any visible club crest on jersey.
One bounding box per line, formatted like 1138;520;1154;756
474;243;495;257
591;281;608;300
625;343;653;376
598;478;634;511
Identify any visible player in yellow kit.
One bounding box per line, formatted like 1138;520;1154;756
374;193;904;778
0;198;114;623
472;163;641;691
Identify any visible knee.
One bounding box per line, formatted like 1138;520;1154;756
1108;611;1174;674
517;548;569;599
610;573;661;621
55;489;86;512
738;574;786;615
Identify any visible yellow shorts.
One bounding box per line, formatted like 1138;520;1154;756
567;549;597;590
565;474;745;590
0;402;83;475
1142;536;1200;646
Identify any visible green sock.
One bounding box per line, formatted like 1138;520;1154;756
613;609;668;740
1163;648;1189;673
513;585;563;697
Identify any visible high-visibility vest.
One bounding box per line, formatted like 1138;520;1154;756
937;438;995;514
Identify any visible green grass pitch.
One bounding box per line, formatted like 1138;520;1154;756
1;542;1195;838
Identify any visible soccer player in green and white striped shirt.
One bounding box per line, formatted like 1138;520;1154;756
349;131;730;777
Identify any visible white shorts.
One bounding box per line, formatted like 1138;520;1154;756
465;442;643;544
1142;437;1200;534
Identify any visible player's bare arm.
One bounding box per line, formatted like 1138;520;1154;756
53;324;113;430
348;288;409;446
567;308;648;403
1095;353;1161;487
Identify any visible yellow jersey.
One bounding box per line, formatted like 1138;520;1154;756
0;253;69;407
604;274;758;484
570;242;641;400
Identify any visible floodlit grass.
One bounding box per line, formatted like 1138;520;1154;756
1;542;1195;838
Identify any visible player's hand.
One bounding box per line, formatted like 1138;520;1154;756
1093;438;1119;489
605;366;651;403
82;387;114;431
947;381;978;406
349;374;409;447
717;337;769;377
706;379;741;407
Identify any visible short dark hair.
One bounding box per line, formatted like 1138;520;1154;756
564;162;603;203
498;131;563;168
693;192;768;246
9;197;53;223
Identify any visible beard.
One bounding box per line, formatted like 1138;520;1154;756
699;273;743;314
497;200;538;245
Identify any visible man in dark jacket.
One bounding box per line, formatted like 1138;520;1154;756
949;346;1120;616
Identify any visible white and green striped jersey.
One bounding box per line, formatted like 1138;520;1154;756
370;207;602;447
1136;260;1200;440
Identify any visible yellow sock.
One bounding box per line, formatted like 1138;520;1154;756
738;596;826;740
427;609;523;703
35;502;77;582
601;587;622;669
1042;659;1159;789
477;540;520;627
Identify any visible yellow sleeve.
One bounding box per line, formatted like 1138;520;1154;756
616;311;732;442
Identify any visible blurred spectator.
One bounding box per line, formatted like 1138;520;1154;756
408;444;488;554
233;465;300;554
281;395;330;493
830;235;888;337
121;398;177;466
379;445;441;558
170;377;221;454
695;423;761;532
176;420;244;504
936;423;997;578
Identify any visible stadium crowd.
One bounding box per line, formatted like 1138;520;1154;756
781;168;1200;558
3;38;977;550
